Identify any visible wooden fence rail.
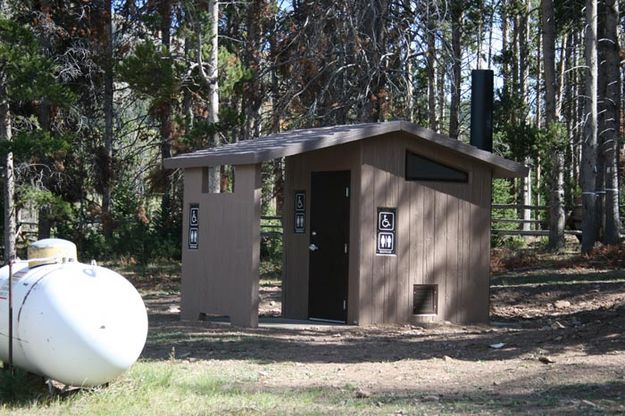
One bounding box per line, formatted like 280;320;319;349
6;208;623;243
492;204;549;210
265;205;621;238
260;216;283;238
491;229;583;236
492;204;559;237
491;203;625;238
261;208;579;239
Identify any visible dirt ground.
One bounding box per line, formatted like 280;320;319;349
138;245;625;414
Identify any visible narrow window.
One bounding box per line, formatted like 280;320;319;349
405;151;468;182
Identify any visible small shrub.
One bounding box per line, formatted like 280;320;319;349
503;236;526;250
586;244;625;268
491;247;540;273
260;233;282;280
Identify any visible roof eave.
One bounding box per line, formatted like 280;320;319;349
163;121;529;178
493;165;530;178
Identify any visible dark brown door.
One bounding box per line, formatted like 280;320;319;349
308;170;350;322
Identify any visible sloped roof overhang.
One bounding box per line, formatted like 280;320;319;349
164;121;528;178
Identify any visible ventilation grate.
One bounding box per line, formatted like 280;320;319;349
413;284;438;314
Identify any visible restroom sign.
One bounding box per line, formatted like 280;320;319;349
189;203;199;249
376;208;396;255
378;232;394;252
294;191;306;233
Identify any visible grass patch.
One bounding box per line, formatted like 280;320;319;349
0;362;443;416
110;261;181;281
260;258;281;281
2;360;623;415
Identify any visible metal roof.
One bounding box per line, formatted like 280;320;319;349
163;120;528;178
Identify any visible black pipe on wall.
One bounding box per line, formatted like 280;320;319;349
470;69;494;152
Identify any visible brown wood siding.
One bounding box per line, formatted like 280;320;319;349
358;161;374;325
282;156;308;319
181;167;203;318
359;132;492;324
282;142;361;323
180;164;261;327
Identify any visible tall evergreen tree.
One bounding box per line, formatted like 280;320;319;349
541;0;566;250
581;0;598;253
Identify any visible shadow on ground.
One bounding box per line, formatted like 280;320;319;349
142;306;625;365
140;266;625;365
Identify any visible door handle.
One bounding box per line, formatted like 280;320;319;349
308;243;319;251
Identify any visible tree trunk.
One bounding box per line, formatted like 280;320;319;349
426;2;438;131
562;32;576;211
37;97;52;240
207;0;220;192
512;15;525;108
536;24;542;128
37;208;51;239
519;4;530;229
436;52;445;132
0;75;15;262
581;0;599;253
596;5;607;241
272;159;284;213
35;3;54;240
535;19;543;213
555;36;567;119
523;167;532;231
208;0;218;126
448;0;462;139
501;0;509;99
269;21;281;133
541;0;565;250
183;37;194;130
102;0;114;239
599;0;621;244
361;0;389;123
159;0;173;216
520;2;529;105
574;31;583;184
270;31;284;214
406;54;413;122
244;0;264;138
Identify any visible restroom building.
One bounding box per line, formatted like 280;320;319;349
164;120;528;327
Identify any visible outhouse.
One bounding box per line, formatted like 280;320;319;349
164;121;528;327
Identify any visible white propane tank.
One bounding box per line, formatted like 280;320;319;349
0;239;148;386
